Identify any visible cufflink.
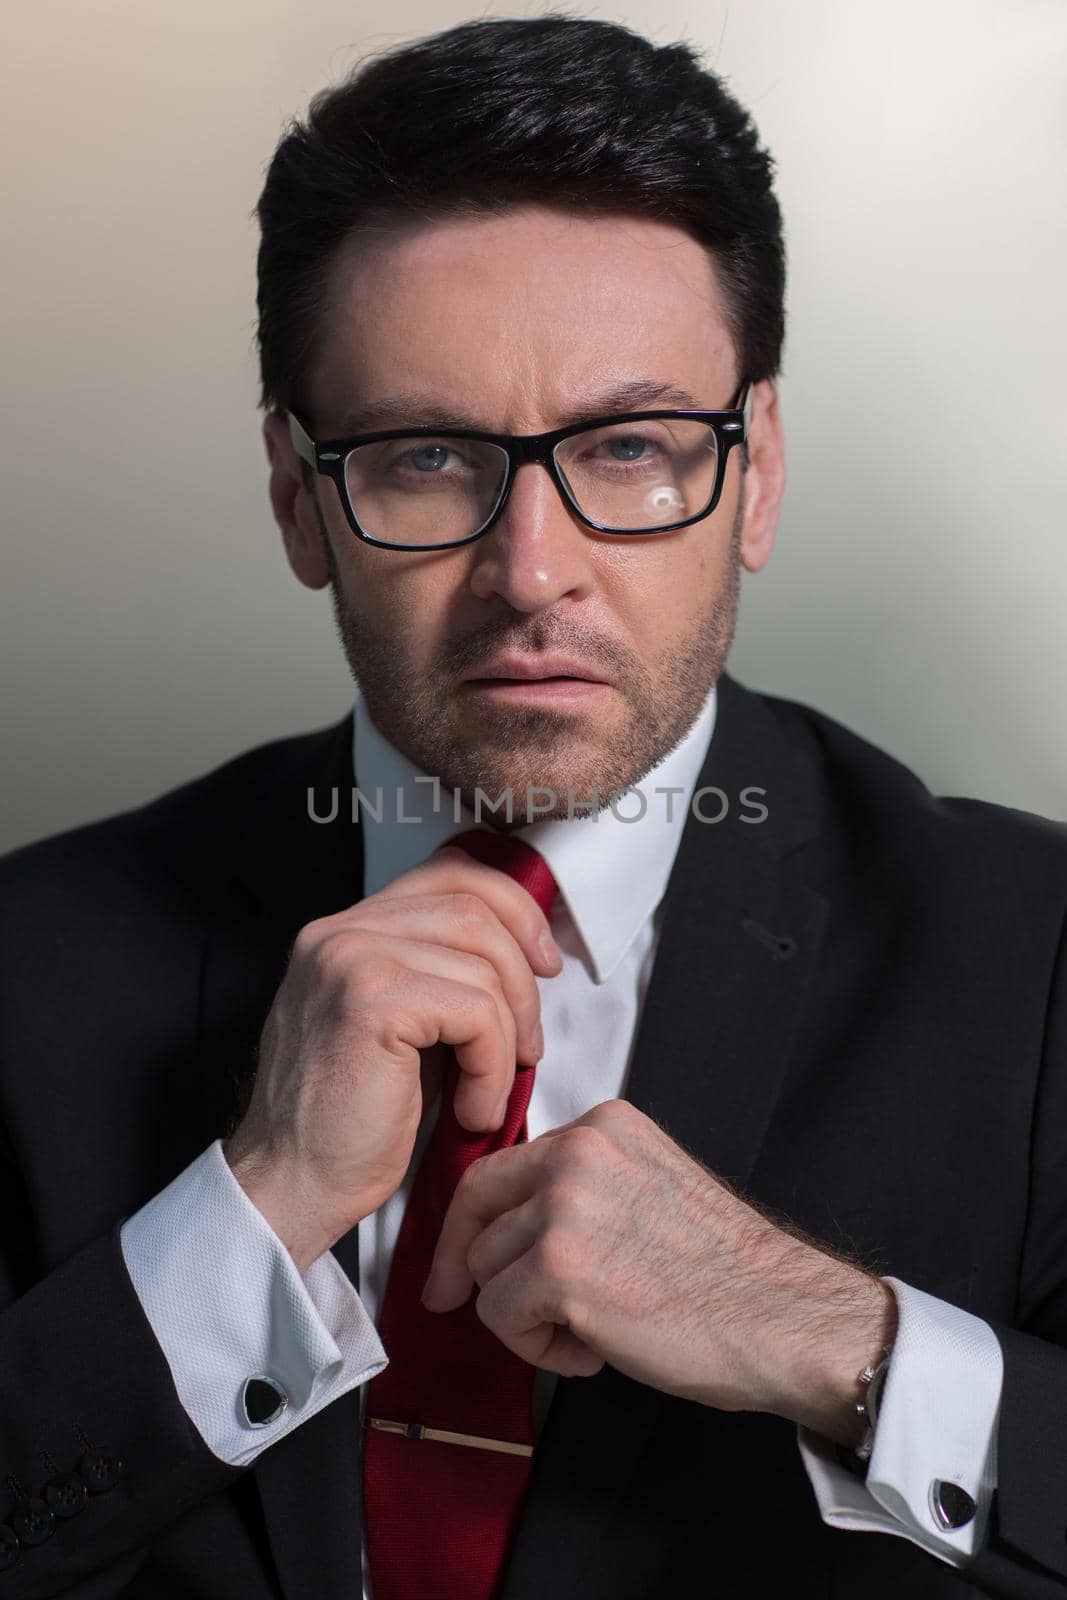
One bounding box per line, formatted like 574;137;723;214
242;1375;289;1428
930;1479;976;1530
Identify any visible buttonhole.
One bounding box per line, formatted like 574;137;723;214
741;916;797;960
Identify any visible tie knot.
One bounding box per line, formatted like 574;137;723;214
446;828;558;918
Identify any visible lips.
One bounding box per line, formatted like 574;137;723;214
462;655;609;684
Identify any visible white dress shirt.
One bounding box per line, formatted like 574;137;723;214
120;680;1004;1594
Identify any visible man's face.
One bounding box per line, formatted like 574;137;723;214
266;204;784;822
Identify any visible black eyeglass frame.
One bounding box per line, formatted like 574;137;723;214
287;382;751;552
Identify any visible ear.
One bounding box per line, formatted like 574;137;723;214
263;412;332;590
738;379;786;574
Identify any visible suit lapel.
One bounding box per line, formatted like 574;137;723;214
210;676;829;1600
626;677;829;1196
499;675;829;1599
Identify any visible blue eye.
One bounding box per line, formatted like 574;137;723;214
606;435;652;461
406;444;452;472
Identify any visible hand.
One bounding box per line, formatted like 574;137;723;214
420;1099;897;1445
222;842;562;1273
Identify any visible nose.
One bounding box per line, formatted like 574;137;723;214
466;459;594;612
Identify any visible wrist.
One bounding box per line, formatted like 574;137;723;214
222;1137;338;1276
787;1273;898;1447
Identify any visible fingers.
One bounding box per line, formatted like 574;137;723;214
376;846;562;980
365;933;527;1131
422;1140;545;1309
421;1147;605;1379
287;843;564;1148
345;891;547;1069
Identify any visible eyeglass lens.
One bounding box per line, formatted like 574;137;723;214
342;418;722;545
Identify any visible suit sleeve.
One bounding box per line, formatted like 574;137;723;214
0;1125;245;1597
0;1135;388;1598
118;1138;388;1465
964;903;1067;1597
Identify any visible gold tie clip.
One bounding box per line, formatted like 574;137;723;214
365;1416;533;1458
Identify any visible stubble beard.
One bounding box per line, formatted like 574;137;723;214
316;497;742;829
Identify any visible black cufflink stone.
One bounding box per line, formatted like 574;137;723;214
930;1479;977;1530
243;1375;289;1427
11;1498;55;1547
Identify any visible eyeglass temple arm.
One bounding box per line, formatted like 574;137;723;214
732;381;753;438
287;411;316;469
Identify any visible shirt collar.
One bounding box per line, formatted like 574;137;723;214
353;682;717;984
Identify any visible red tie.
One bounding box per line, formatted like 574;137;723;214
362;829;559;1600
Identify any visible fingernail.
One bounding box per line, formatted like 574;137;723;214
494;1091;510;1125
538;928;561;968
531;1021;544;1059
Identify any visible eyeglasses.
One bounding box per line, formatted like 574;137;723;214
287;382;751;552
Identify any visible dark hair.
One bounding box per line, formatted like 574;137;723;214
254;12;785;421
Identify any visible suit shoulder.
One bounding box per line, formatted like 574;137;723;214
752;683;1067;887
0;716;348;928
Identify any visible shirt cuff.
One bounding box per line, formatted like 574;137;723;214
797;1275;1002;1567
119;1138;388;1467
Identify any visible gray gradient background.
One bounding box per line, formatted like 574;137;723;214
2;0;1064;856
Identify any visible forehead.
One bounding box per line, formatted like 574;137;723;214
309;204;738;427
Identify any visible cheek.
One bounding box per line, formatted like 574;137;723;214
601;543;712;630
346;557;456;649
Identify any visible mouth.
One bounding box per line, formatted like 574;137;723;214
459;655;613;702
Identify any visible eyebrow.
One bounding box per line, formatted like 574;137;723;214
334;378;708;435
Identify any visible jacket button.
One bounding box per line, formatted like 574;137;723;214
0;1525;19;1572
44;1473;89;1518
11;1498;55;1546
78;1449;125;1493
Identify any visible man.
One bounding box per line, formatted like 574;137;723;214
1;12;1065;1599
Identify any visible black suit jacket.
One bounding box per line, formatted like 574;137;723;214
2;671;1066;1599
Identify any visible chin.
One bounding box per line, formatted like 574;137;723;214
451;753;627;826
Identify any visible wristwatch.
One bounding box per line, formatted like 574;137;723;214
852;1352;890;1462
833;1350;892;1477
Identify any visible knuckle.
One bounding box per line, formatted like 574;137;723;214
586;1097;631;1127
472;1287;502;1334
300;927;397;998
457;1151;495;1197
559;1124;607;1165
447;890;492;928
465;951;502;991
465;1215;502;1277
464;1231;484;1274
300;933;347;980
470;983;502;1022
533;1228;582;1284
351;952;405;999
543;1175;586;1224
309;928;363;976
291;918;326;958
